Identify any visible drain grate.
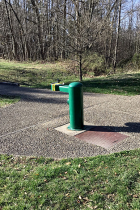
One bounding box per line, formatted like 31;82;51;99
75;126;128;149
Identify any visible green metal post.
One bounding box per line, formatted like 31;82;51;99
55;82;84;130
68;82;83;130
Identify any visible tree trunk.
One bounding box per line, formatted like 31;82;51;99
62;0;67;59
79;54;82;81
31;0;44;60
113;0;122;73
4;0;18;60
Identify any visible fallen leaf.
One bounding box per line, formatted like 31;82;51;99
66;162;71;165
79;195;82;199
83;197;89;201
133;194;139;198
78;164;81;168
62;177;67;180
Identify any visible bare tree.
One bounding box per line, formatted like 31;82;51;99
113;0;122;73
0;0;139;76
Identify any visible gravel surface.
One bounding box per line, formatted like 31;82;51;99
0;83;140;159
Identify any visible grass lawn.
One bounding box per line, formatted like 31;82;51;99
0;95;20;108
0;59;77;89
0;59;140;209
0;59;140;95
0;150;140;210
82;73;140;95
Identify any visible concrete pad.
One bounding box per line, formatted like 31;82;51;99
55;123;128;149
55;122;93;136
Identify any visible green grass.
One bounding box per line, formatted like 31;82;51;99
1;60;140;209
0;95;20;108
0;150;140;209
0;59;140;95
0;59;78;89
82;73;140;95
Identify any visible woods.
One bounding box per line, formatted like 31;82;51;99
0;0;140;80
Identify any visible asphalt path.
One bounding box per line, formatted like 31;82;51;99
1;83;140;159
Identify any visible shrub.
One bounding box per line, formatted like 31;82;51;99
132;53;140;68
82;52;105;76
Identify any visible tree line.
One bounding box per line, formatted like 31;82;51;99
0;0;140;80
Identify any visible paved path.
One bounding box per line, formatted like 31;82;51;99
0;83;140;159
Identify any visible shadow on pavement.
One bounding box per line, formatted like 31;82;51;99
84;122;140;133
0;84;69;104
